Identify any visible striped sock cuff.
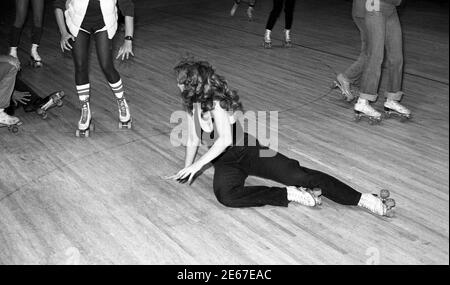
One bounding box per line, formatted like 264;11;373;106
109;79;124;98
76;83;90;100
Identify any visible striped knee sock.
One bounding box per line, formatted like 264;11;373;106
109;79;124;99
76;83;90;101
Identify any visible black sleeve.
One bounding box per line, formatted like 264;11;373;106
117;0;135;17
382;0;402;6
54;0;66;10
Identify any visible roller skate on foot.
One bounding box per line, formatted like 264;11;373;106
75;99;94;138
36;91;65;119
354;99;382;125
30;44;43;68
246;6;254;21
0;110;22;133
230;1;239;16
282;29;293;48
287;186;322;207
117;97;132;129
263;30;272;49
9;48;21;69
383;99;411;122
358;190;396;217
333;73;356;102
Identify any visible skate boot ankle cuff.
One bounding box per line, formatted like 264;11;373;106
385;91;403;101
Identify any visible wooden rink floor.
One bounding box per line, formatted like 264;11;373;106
0;0;448;264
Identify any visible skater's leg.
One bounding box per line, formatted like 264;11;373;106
94;31;120;84
72;31;92;131
9;0;30;58
383;11;410;117
94;31;131;124
360;11;386;99
30;0;44;65
0;60;21;124
343;16;369;86
265;0;283;30
284;0;296;30
245;146;362;206
213;147;289;208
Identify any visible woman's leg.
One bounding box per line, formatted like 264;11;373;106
383;10;410;117
30;0;44;45
265;0;283;30
284;0;296;30
246;147;362;206
9;0;30;56
72;31;92;131
94;31;131;124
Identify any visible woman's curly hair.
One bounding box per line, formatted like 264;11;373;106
174;59;243;115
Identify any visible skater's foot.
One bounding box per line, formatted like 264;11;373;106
78;99;91;131
358;192;396;217
283;29;292;47
0;109;20;125
30;44;42;68
334;73;355;102
230;2;239;16
246;6;254;20
287;186;322;207
9;47;18;59
354;98;382;123
384;99;411;116
263;29;272;48
117;97;131;123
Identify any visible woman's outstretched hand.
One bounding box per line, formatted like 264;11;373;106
164;163;203;185
117;40;134;61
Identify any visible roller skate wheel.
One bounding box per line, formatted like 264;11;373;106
42;113;48;120
56;100;63;107
9;126;19;133
380;189;390;199
36;108;44;115
384;198;396;210
385;211;395;218
75;129;80;137
354;114;361;122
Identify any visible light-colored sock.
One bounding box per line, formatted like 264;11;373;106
109;79;124;99
9;47;18;58
76;83;90;101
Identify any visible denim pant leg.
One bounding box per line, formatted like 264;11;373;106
0;62;18;109
360;11;386;101
384;10;404;95
344;16;369;86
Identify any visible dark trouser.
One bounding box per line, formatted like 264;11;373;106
343;16;368;87
71;30;120;86
213;134;362;208
265;0;296;30
360;10;404;102
9;0;44;47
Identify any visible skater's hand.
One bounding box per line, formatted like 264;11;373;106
12;91;31;105
166;163;203;185
117;40;134;61
60;33;75;52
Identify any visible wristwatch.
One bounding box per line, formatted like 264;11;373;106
124;36;133;41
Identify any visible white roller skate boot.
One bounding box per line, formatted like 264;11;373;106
75;99;93;137
384;99;411;121
354;98;382;125
30;44;43;68
287;186;322;207
333;73;355;102
117;97;132;129
230;1;239;16
246;6;254;21
358;190;396;217
263;29;272;49
283;29;292;48
0;109;22;133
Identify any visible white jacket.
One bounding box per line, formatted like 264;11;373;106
63;0;120;39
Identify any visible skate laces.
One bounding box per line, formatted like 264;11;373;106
117;98;128;117
80;101;90;124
